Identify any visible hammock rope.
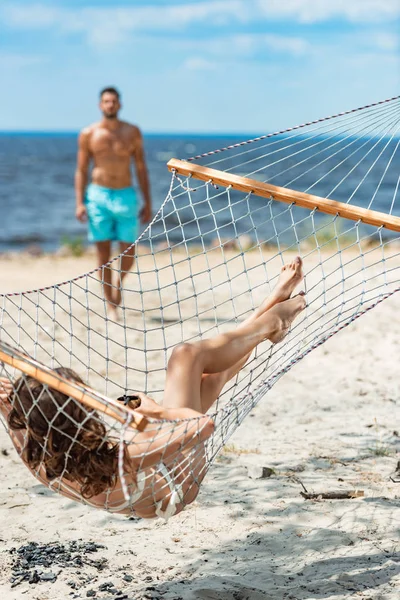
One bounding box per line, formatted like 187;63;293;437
0;96;399;518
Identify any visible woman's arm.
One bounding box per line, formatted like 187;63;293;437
126;393;214;470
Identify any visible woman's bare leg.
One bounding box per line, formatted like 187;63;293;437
199;256;304;406
164;257;304;413
163;292;306;413
160;258;305;512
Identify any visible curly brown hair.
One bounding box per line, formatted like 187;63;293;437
7;368;118;499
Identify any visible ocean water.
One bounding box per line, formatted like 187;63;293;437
0;133;246;253
1;132;399;252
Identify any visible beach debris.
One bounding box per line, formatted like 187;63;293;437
390;460;400;483
290;475;365;500
25;244;43;257
40;571;58;581
300;490;364;500
8;540;107;588
247;465;275;479
286;463;306;473
98;581;117;592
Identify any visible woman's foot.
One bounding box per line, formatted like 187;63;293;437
254;256;304;319
266;293;306;344
272;256;304;303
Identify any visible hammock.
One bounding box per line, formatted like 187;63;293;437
0;96;399;517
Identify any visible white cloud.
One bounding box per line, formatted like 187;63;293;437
183;57;216;71
0;53;46;68
369;33;399;52
0;1;248;51
0;2;313;55
1;0;399;46
1;4;59;28
216;33;310;57
255;0;400;24
261;34;309;56
1;2;244;34
176;33;310;63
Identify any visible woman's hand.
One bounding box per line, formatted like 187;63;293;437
132;392;208;422
128;392;164;419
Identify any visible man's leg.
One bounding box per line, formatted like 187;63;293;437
114;242;135;307
95;241;114;309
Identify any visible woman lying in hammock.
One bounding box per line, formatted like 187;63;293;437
0;257;305;520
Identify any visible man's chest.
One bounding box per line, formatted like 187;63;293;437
90;129;134;157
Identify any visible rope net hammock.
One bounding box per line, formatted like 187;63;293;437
0;96;399;518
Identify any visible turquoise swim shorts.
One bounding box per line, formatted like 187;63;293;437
85;184;139;243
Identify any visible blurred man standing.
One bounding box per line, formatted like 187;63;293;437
75;87;152;318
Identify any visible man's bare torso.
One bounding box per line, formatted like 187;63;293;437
82;120;139;189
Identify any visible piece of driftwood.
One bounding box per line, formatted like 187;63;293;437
301;490;364;500
390;460;400;483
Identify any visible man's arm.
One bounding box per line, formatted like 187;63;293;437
75;129;91;222
132;127;152;224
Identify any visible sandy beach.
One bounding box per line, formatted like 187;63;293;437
0;249;399;600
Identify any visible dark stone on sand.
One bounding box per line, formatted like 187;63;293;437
123;574;133;582
247;465;275;479
86;591;96;597
85;543;102;553
99;582;115;591
40;571;57;581
11;577;26;589
29;570;40;584
287;463;306;473
8;540;108;587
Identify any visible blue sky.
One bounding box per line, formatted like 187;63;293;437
0;0;399;133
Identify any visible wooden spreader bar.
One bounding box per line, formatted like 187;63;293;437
0;345;148;431
168;159;400;233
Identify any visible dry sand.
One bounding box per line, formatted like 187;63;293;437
0;251;399;600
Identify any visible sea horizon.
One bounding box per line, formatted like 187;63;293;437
1;129;398;254
0;130;261;138
0;132;254;253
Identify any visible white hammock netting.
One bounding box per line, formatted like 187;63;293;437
0;96;399;517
